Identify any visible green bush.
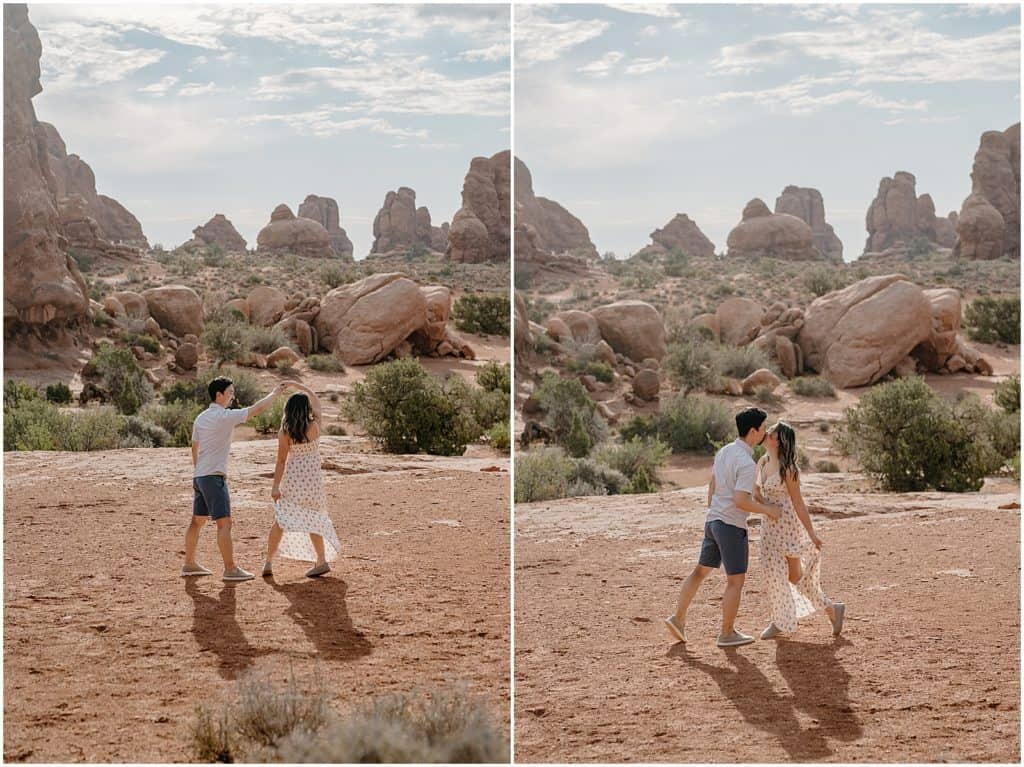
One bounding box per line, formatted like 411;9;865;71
251;400;285;435
202;245;227;268
120;415;172;448
514;447;572;503
564;410;594;458
4;399;63;450
202;315;248;365
244;325;293;356
619;414;658;442
471;387;508;432
320;264;350;289
712;344;773;379
663;335;717;394
45;381;72;405
487;421;510;453
567;358;614;383
197;367;263;407
308;354;345;373
5;400;125;452
5;379;40;410
655;393;733;453
965;297;1020;344
566;457;627;497
804;266;841;297
476;362;510;393
124;333;161;354
790;376;837;398
92;345;154;415
452;293;509;336
533;373;606;451
593;437;670;493
140;401;205;447
343;359;476;456
814;460;841;473
836;377;1003;492
994;375;1020;414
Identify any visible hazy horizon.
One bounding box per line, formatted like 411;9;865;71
30;3;510;257
515;3;1021;261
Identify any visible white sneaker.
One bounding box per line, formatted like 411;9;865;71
717;629;755;648
223;567;255;581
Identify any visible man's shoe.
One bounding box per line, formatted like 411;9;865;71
664;615;686;643
717;629;755;648
181;564;212;577
223;567;255;581
830;602;845;636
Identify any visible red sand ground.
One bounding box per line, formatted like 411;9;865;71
3;441;509;762
514;475;1021;763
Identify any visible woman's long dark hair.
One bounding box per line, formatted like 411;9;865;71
281;393;314;443
771;421;800;482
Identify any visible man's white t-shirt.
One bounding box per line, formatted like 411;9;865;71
191;403;251;477
705;438;757;530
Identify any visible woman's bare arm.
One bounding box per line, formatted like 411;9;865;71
784;471;822;546
270;430;289;500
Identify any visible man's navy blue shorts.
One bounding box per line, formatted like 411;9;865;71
193;475;231;520
698;519;748;575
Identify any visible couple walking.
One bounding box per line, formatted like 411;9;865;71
665;407;845;647
181;376;341;581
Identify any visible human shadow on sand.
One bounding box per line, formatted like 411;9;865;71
670;638;859;760
266;576;372;662
186;579;272;680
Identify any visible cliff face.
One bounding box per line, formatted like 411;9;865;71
514;156;598;259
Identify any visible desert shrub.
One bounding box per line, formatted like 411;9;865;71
711;344;773;379
193;706;235;763
120;415;172;448
836;377;1003;492
593;437;670;493
308;354;345;373
45;381;72;405
964;296;1020;344
343;359;475;456
139;401;205;447
202;315;248;366
514;446;572;503
4;399;63;450
790;376;837;398
202;245;227;268
5;379;40;410
566;457;627;496
487;421;510;453
907;236;933;259
320;264;350;289
655;393;732;454
244;325;293;356
471;387;508;432
124;333;161;354
564;410;594;458
325;423;347;436
619;414;659;442
93;309;113;327
754;385;783;406
533;373;607;453
60;407;125;451
161;379;205;405
251;400;285;435
476;362;510;394
567;358;614;383
663;334;717;394
804;266;841;297
197;367;262;407
994;375;1020;413
814;460;841;473
452;293;509;336
93;345;154;415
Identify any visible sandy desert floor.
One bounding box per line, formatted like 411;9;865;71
3;440;510;762
514;474;1021;763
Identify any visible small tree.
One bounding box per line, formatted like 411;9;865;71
92;346;154;416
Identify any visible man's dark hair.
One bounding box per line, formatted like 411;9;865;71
208;376;233;403
735;407;767;438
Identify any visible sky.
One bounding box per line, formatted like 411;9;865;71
514;3;1021;260
30;3;511;256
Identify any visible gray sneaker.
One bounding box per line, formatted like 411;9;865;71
664;615;686;643
830;602;845;636
223;567;255;582
717;629;755;648
760;623;785;640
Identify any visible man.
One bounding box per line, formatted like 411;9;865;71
183;377;287;581
664;407;782;647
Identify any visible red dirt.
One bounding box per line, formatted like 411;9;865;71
514;476;1020;762
3;441;509;762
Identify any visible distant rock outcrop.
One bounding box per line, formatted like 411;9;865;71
448;151;511;263
181;213;247;253
774;186;843;262
634;213;715;260
39;121;148;248
513;156;596;259
3;4;90;333
371;187;445;256
954;123;1021;259
58;194;138;261
256;204;333;258
297;194;354;260
864;171;955;253
726;198;821;261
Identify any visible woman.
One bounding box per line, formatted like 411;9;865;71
262;381;341;578
756;421;844;639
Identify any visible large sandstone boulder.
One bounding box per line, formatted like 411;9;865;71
774;186;843;262
297;194;354;260
256;204;333;258
716;297;766;347
552;310;601;345
514;156;597;259
313;273;428;365
864;171;954;253
953;193;1006;260
3;5;90;331
141;285;204;337
186;214;247;253
446;151;511;263
954;123;1020;259
111;290;148;319
648;213;715;259
412;285;452;350
370;187;439;255
246;285;288;327
39;121;147;248
590;300;666;362
57;194;138;261
797;274;932;388
726;198;821;261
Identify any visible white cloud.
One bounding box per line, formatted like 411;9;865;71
625;56;672;75
640;25;659;37
138;75;179;96
178;82;218;97
515;5;609;66
37;21;165;92
705;75;929;115
604;4;682;18
941;4;1021;19
450;43;511;63
239;110;429;140
578;51;625;78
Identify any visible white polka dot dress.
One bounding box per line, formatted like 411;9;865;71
274;439;341;563
757;458;832;633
